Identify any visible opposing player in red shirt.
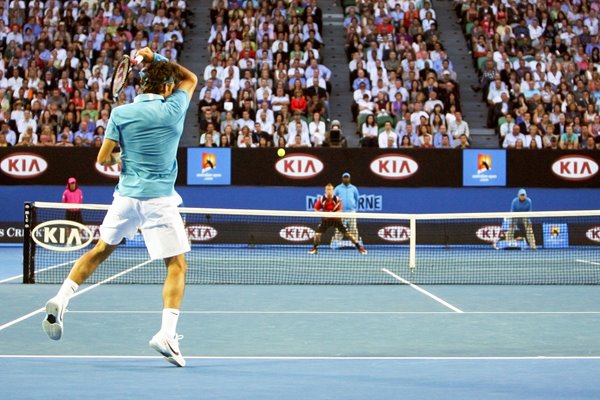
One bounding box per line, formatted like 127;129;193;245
309;183;367;255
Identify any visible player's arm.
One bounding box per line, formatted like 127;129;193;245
510;198;517;212
137;46;198;100
314;197;322;211
97;138;120;166
173;62;198;101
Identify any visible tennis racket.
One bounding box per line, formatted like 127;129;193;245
110;54;144;100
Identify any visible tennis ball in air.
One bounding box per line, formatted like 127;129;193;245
277;148;286;157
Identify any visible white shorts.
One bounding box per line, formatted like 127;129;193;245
100;192;191;260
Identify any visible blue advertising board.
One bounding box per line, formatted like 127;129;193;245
463;149;507;186
187;148;231;185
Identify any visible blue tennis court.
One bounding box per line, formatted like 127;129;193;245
2;245;600;399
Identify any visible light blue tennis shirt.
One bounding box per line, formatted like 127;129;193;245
334;183;360;212
510;197;533;212
105;90;189;198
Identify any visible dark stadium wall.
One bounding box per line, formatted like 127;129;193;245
2;185;599;222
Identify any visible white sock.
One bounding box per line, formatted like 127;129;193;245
161;308;180;338
56;278;79;305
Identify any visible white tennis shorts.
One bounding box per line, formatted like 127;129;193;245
100;192;191;260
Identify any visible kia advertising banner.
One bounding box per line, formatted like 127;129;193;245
508;151;600;187
179;221;600;247
2;148;600;188
0;148;188;185
232;148;462;186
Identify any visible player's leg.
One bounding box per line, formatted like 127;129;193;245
348;218;359;241
142;195;190;367
162;253;187;310
149;253;187;367
506;218;516;241
310;220;327;254
524;218;537;249
68;240;119;283
337;221;367;254
310;232;323;254
43;194;137;341
42;240;118;341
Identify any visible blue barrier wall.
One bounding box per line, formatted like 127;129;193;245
2;185;597;221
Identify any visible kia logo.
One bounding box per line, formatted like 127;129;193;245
476;226;503;242
0;153;48;178
586;227;600;243
31;220;93;251
95;162;121;178
552;155;599;181
370;154;418;179
377;225;410;242
279;225;315;242
275;153;323;179
187;225;217;241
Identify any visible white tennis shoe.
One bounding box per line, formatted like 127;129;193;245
149;331;186;367
42;298;65;341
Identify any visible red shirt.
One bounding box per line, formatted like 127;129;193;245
314;195;342;220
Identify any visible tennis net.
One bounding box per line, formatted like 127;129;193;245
23;202;600;285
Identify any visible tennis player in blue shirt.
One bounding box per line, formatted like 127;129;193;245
506;188;537;249
42;47;198;367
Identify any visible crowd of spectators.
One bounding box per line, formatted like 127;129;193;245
345;0;469;148
200;0;345;148
0;0;190;148
459;0;600;150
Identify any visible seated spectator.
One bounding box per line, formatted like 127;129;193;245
559;125;580;149
308;111;326;147
455;134;470;149
0;132;9;147
503;125;525;149
15;133;33;147
287;133;310;148
360;114;378;147
399;135;412;149
290;90;308;115
378;121;397;148
200;123;221;147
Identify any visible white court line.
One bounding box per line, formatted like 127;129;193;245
0;355;599;360
0;259;153;332
66;310;600;315
576;259;600;266
382;268;464;313
0;275;22;284
0;259;78;284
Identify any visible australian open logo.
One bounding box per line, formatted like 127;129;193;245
471;153;498;182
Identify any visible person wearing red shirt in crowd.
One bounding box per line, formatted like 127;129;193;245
309;183;367;255
62;177;83;223
290;89;308;115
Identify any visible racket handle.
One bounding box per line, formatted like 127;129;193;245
134;55;144;65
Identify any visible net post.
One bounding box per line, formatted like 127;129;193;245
409;217;416;271
23;202;35;283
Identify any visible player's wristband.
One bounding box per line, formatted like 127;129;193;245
153;52;168;63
